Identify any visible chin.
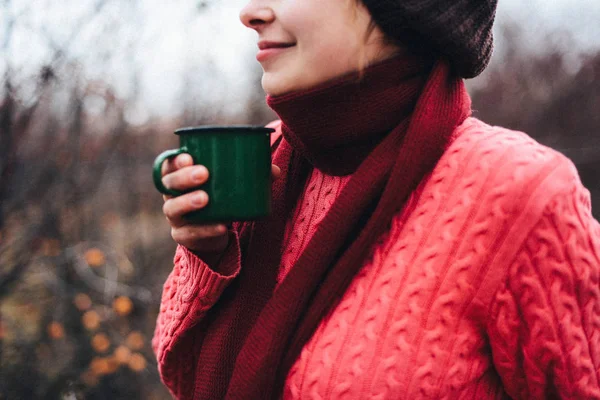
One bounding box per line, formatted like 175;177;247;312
261;72;306;96
262;74;294;97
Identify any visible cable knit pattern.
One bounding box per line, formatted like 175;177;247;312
152;231;242;398
488;183;600;399
279;171;351;283
153;117;600;399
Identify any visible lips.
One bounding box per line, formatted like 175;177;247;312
256;41;295;62
258;41;296;50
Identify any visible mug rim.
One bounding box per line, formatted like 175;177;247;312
175;125;275;135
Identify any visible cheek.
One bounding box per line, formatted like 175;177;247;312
278;1;318;35
302;30;363;80
280;0;364;70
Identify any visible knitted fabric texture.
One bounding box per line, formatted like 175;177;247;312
361;0;498;78
152;118;600;399
177;55;470;399
266;56;429;176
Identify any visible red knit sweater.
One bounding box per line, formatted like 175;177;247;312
153;118;600;399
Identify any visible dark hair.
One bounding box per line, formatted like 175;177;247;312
356;0;436;66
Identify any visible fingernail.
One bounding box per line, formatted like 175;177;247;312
217;224;227;233
192;191;208;206
192;166;208;183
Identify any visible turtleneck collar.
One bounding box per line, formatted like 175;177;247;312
267;55;432;176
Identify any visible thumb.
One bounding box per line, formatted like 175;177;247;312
271;164;281;180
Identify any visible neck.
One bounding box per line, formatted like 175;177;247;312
267;55;433;176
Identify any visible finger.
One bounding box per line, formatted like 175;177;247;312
162;190;209;227
161;153;194;176
162;165;209;192
173;226;230;254
171;224;228;245
271;164;281;180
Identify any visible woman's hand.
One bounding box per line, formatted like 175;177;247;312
161;153;280;258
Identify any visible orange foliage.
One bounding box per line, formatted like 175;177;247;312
89;358;107;375
82;310;101;330
74;293;92;311
128;353;147;372
105;356;119;374
114;345;132;364
91;333;111;353
113;296;133;316
89;356;119;376
47;322;65;340
85;248;105;267
125;331;145;350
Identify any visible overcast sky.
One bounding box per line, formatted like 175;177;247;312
2;0;600;121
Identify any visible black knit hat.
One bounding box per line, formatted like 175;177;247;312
361;0;498;78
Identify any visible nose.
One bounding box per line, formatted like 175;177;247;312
239;1;275;31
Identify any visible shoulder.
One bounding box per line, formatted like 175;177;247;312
439;117;582;206
406;118;596;311
411;117;589;267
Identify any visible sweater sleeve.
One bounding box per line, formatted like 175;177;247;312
487;179;600;399
152;228;242;395
152;120;282;397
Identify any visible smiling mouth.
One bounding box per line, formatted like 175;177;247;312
258;41;296;50
256;42;296;62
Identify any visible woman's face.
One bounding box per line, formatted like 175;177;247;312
240;0;399;96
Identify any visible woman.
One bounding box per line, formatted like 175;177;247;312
153;0;600;399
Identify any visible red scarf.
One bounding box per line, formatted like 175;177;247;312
190;56;471;399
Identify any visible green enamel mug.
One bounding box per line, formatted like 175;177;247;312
152;125;274;222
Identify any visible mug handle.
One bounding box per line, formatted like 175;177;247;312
153;148;188;196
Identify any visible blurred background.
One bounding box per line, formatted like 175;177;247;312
1;0;599;399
